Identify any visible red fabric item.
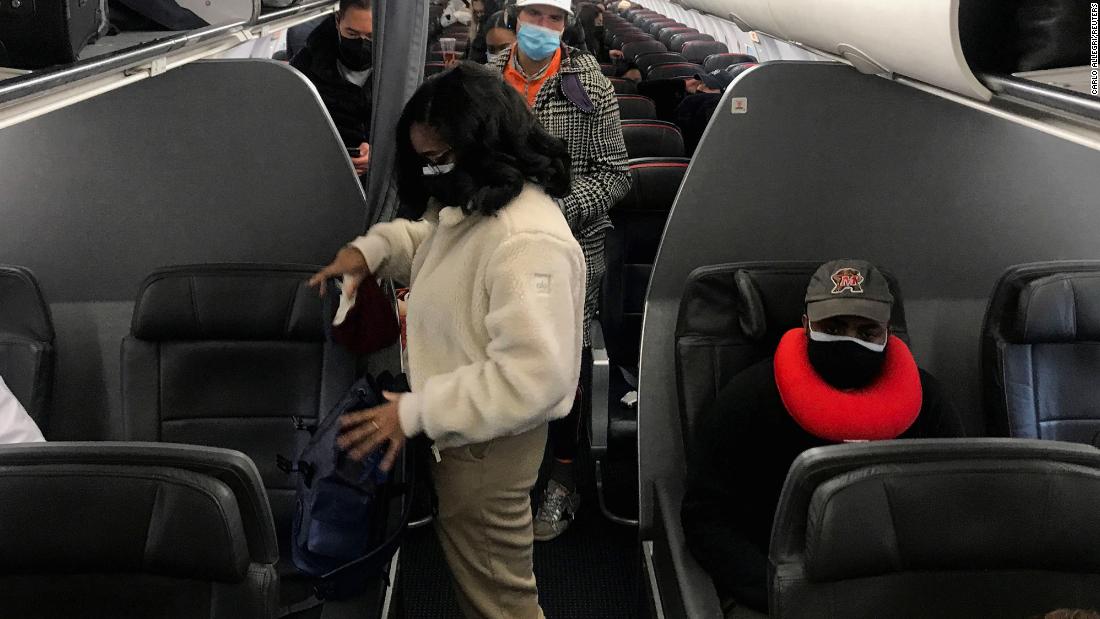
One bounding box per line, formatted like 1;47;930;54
773;328;922;442
331;276;400;354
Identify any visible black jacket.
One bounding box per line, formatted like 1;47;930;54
681;356;965;612
290;16;372;148
674;92;722;157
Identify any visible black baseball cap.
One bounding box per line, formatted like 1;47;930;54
694;62;757;90
694;68;735;90
804;259;893;323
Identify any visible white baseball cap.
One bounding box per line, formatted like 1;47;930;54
514;0;574;16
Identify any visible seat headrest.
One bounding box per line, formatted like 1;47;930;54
615;157;689;213
0;464;251;582
646;63;704;80
131;264;326;341
0;266;53;342
1000;267;1100;343
730;262;907;342
0;442;279;565
620;121;685;158
769;439;1100;582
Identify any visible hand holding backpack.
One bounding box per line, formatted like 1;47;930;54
279;371;415;605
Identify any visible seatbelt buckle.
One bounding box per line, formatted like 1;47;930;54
291;416;319;433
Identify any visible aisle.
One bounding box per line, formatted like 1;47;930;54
396;486;640;618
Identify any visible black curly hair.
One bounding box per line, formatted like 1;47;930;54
395;61;572;218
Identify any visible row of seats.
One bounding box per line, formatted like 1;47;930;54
0;264;376;618
588;5;701;518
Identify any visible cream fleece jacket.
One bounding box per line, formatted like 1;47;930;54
349;184;585;450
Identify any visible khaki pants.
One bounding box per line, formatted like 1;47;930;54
431;424;548;619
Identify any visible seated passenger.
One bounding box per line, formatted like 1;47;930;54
578;3;611;62
290;0;374;176
0;375;44;444
674;63;754;155
469;11;517;65
681;259;965;616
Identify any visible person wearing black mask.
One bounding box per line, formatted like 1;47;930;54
681;259;964;617
308;63;583;619
290;0;374;177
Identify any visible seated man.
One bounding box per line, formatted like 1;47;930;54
681;259;964;616
675;63;755;156
0;375;44;444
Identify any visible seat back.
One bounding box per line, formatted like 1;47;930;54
770;438;1100;618
670;32;714;52
635;51;687;74
982;262;1100;445
658;26;697;47
0;265;55;433
645;19;680;36
622;39;668;61
703;52;758;73
621;120;685;158
674;261;908;447
617;94;658;120
602;158;689;372
646;63;704;81
681;40;729;63
120;264;357;542
609;77;638;94
0;442;280;618
614;31;653;49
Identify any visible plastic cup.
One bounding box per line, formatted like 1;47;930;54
439;37;458;64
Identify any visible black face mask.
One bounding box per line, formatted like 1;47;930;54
807;338;886;390
594;26;605;37
337;34;373;71
424;170;475;207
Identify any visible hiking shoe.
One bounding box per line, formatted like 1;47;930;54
534;479;580;541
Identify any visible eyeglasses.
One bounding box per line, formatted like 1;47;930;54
421;149;455;176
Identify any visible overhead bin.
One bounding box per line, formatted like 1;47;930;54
177;0;261;25
675;0;991;101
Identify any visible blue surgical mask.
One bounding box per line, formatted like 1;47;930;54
517;22;562;61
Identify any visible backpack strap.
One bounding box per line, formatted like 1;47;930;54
560;72;596;114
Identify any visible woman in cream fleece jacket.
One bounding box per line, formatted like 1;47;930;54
310;63;582;619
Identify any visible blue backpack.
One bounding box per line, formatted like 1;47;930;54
280;371;414;601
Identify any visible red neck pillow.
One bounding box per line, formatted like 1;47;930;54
773;328;921;442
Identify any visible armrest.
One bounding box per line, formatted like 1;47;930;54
650;480;724;619
589;319;611;459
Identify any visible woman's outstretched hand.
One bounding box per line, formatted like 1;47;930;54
308;246;370;298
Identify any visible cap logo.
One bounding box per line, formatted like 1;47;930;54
830;268;864;294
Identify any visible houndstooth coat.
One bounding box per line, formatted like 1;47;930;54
494;46;632;346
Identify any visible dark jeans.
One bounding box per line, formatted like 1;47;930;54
548;347;593;462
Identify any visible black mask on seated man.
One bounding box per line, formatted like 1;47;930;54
337;34;373;71
807;338;886;390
